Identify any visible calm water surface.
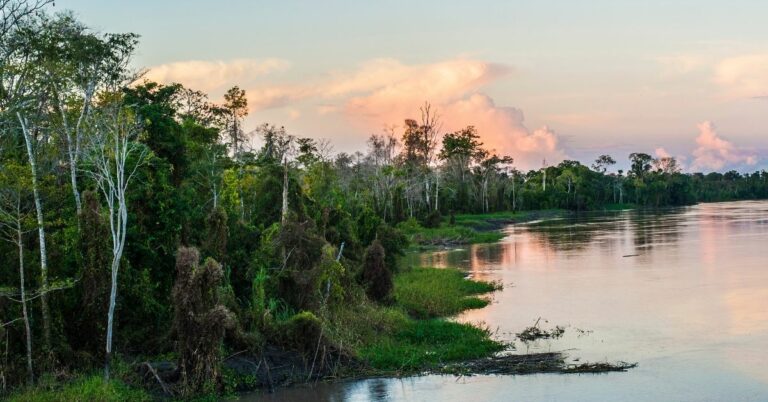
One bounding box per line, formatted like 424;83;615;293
244;201;768;401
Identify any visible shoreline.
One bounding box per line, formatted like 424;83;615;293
7;210;631;401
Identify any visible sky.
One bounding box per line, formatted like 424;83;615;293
59;0;768;172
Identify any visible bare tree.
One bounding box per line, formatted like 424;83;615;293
84;102;148;380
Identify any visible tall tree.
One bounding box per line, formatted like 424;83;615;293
84;100;148;380
223;86;248;158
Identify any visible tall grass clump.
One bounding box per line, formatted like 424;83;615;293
394;268;501;318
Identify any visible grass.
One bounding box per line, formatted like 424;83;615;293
453;209;564;229
8;375;151;402
343;267;504;373
600;203;637;211
396;218;505;246
358;319;503;371
394;267;501;318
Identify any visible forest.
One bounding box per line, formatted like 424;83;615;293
1;1;767;399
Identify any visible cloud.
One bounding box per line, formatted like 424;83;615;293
244;58;509;110
145;57;568;169
654;147;671;159
441;94;567;170
340;60;567;170
715;54;768;98
145;58;290;94
691;121;757;170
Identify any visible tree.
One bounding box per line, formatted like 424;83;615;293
439;126;487;211
653;156;681;174
13;111;56;353
1;11;57;349
37;14;138;215
222;86;248;158
0;163;34;384
477;154;514;212
83;100;148;380
0;0;51;40
399;103;439;168
397;103;441;212
629;153;653;177
592;154;616;173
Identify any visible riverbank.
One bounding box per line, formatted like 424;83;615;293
7;267;504;401
399;209;567;249
9;207;644;401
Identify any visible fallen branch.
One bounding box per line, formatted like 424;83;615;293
142;362;172;396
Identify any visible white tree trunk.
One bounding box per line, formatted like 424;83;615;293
511;173;516;211
17;113;51;350
281;157;289;225
86;106;146;381
434;172;440;212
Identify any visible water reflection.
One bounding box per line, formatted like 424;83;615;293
244;201;768;402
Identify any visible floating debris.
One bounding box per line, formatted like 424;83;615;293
440;352;637;376
516;318;565;342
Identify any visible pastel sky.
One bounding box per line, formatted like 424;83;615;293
60;0;768;171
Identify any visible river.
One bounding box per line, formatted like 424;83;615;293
243;200;768;401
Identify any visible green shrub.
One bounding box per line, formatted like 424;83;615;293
277;311;323;353
362;240;392;302
421;210;442;228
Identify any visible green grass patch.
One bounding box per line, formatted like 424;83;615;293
394;267;501;318
326;266;504;374
358;319;504;371
9;375;151;402
453;209;564;229
396;218;504;246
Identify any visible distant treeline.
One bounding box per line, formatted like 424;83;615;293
1;2;766;397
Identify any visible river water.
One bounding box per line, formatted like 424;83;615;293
244;200;768;401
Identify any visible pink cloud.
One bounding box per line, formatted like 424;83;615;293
654;147;671;159
341;61;567;170
691;121;757;170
